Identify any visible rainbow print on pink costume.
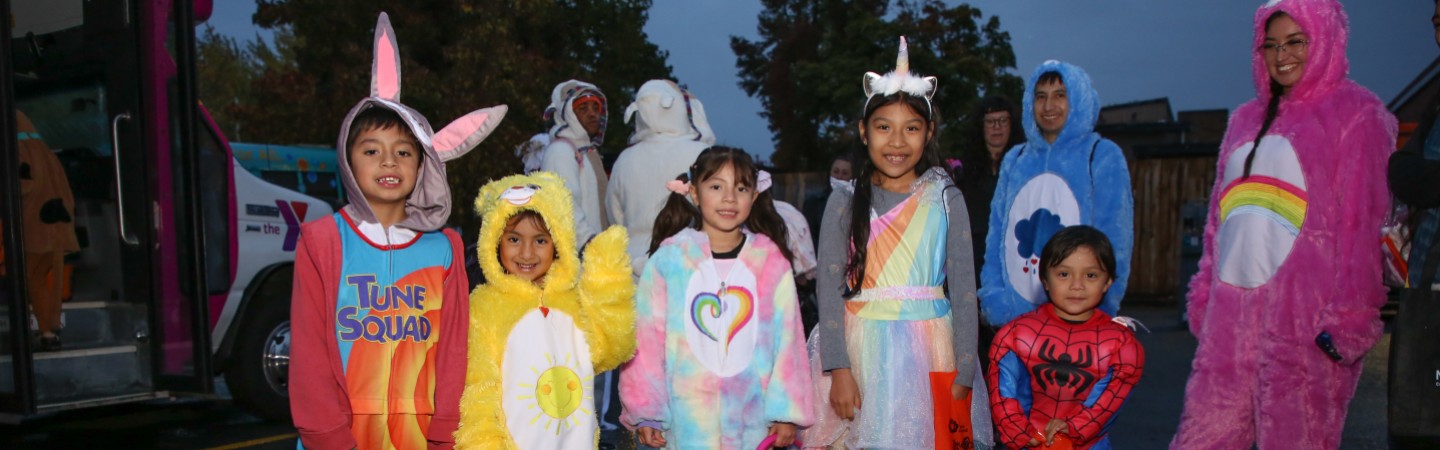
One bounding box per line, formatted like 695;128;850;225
1218;175;1307;235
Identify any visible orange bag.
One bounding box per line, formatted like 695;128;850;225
929;371;975;450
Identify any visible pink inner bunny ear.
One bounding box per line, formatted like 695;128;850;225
371;13;401;101
433;105;510;162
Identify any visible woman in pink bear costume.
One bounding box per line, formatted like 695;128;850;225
1170;0;1397;449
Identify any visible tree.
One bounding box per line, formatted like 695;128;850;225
732;0;1022;171
200;0;672;233
196;25;258;141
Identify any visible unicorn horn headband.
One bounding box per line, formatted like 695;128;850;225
862;36;938;116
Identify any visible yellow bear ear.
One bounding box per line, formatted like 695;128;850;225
475;180;500;217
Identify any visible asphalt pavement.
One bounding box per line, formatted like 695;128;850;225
0;303;1397;449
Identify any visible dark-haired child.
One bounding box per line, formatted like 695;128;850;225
289;13;506;449
619;146;814;449
987;225;1144;450
807;37;989;449
455;172;635;449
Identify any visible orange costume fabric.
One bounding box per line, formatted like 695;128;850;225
17;109;79;335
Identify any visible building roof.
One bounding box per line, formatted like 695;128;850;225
1390;55;1440;114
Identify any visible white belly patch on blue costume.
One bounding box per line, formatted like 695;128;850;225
1005;173;1082;304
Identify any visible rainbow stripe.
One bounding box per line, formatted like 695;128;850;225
1218;175;1307;234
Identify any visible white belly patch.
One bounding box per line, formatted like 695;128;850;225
501;309;597;449
1215;135;1307;289
1005;173;1082;304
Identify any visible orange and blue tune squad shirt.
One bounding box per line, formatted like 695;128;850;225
335;213;450;431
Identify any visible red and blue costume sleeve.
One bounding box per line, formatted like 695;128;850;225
987;308;1144;449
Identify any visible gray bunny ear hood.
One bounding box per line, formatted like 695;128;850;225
336;12;509;231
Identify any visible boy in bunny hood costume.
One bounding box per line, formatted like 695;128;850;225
288;13;506;450
454;173;635;449
978;61;1133;327
607;79;716;275
542;80;610;244
1171;1;1396;448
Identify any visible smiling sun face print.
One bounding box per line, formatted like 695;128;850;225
516;352;591;433
502;308;597;448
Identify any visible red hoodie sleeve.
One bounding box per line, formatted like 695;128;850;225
290;220;358;449
427;229;470;449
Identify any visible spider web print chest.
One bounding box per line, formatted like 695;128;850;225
1008;315;1132;416
1215;135;1308;289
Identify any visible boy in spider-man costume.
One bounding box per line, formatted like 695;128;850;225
988;226;1144;450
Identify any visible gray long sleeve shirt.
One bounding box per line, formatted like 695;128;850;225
815;182;980;387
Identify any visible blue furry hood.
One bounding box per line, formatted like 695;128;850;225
1021;60;1101;151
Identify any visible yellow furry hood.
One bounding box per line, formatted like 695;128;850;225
474;172;582;296
458;172;635;449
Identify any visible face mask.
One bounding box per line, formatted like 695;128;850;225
830;177;850;190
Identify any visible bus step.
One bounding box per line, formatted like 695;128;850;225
0;343;152;405
0;301;145;348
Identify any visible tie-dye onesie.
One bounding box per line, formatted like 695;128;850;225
620;228;814;449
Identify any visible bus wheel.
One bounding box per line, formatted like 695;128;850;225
227;273;292;422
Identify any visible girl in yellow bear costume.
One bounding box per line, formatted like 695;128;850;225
455;171;635;449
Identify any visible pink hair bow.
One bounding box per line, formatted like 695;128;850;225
757;170;773;193
666;179;691;195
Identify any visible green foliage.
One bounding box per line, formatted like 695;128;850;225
198;0;672;234
732;0;1022;170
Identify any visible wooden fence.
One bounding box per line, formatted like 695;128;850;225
1128;151;1218;297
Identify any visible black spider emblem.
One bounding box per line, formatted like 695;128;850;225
1031;340;1097;394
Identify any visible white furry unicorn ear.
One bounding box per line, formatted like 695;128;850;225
433;105;509;162
371;12;402;102
863;72;883;98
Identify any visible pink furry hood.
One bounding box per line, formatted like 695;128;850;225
1250;0;1348;103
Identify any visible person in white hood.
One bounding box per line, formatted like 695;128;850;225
541;80;609;244
606;80;716;275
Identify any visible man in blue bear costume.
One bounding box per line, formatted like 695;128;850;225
979;60;1134;327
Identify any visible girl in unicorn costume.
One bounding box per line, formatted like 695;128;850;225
289;13;506;450
807;37;992;449
1172;1;1396;448
978;60;1134;328
454;172;635;449
542;80;610;244
607;79;716;276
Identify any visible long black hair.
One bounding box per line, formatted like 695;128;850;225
648;146;794;262
843;92;944;296
1242;12;1292;179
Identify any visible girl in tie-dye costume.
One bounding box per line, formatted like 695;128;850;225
806;37;991;449
619;147;814;449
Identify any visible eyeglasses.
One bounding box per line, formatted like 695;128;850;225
1260;38;1309;55
984;117;1010;128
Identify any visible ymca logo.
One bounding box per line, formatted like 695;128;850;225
276;200;309;251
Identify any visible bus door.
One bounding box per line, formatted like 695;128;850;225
0;0;218;416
